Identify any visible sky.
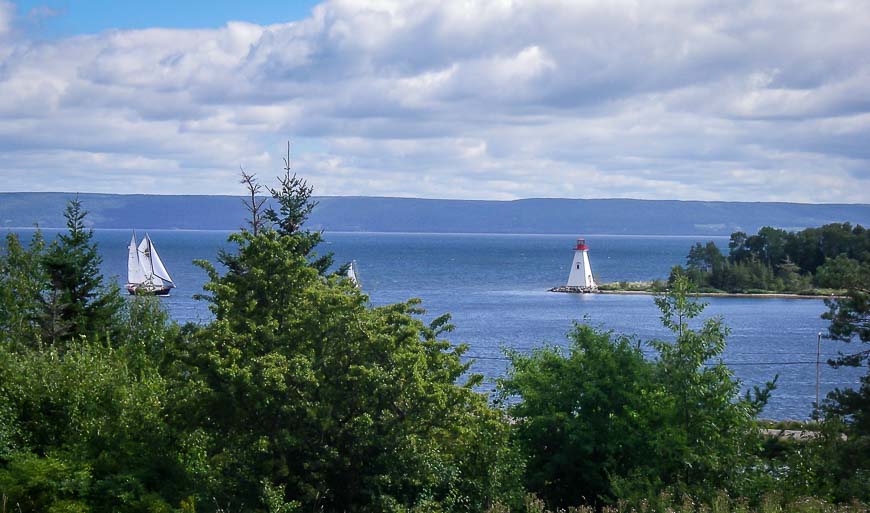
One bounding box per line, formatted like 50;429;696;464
0;0;868;203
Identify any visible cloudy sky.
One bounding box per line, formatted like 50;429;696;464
1;0;868;202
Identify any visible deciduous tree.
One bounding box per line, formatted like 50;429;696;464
0;231;48;348
500;276;773;509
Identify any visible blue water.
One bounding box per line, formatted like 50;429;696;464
3;229;863;420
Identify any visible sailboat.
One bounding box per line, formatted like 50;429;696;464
346;260;360;287
126;232;176;296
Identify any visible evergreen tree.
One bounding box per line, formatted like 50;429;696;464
182;169;520;512
822;261;870;435
263;142;335;275
39;199;123;345
810;258;870;502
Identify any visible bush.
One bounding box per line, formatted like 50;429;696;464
500;277;774;509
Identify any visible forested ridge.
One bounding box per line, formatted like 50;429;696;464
1;172;869;512
2;192;869;236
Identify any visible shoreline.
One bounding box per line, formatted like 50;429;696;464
596;289;839;300
584;280;846;300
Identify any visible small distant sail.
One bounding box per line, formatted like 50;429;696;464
346;260;360;287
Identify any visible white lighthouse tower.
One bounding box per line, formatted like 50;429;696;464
566;238;596;291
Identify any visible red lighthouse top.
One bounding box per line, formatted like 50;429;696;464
575;238;589;251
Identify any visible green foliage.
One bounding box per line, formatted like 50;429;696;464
485;491;870;513
0;231;48;348
0;452;91;513
816;255;869;290
499;325;655;507
814;245;870;503
2;168;524;512
823;279;870;435
173;165;522;511
3;183;868;511
722;238;870;507
500;276;773;509
40;199;124;346
0;200;124;350
646;277;773;497
0;335;187;512
687;242;726;274
758;417;870;504
184;226;521;511
676;223;869;294
263;152;334;275
0;200;191;512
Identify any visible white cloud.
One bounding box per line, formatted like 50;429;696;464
0;0;868;203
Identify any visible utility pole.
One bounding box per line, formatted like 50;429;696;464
816;331;822;416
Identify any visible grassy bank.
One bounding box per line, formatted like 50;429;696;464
597;281;843;298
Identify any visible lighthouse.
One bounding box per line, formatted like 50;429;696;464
566;238;596;290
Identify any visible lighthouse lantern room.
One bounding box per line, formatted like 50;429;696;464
566;238;596;290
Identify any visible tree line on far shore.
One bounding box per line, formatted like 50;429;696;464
670;223;869;294
1;167;868;512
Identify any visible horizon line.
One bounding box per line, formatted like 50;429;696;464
1;191;868;207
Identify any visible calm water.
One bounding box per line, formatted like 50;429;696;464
4;229;863;420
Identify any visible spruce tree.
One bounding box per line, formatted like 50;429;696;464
185;166;520;512
823;265;870;434
263;142;335;275
40;198;122;345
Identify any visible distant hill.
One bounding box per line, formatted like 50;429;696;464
1;192;868;236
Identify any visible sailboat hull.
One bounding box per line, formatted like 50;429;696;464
125;283;174;296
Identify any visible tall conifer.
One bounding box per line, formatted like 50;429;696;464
40;198;122;345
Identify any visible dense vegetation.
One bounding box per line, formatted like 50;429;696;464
670;223;870;294
1;177;868;512
1;181;520;512
499;276;774;508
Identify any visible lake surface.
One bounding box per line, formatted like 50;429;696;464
4;228;863;420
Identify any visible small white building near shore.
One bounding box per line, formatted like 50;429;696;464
566;238;596;289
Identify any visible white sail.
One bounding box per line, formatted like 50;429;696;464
126;231;175;295
127;234;146;284
137;237;164;288
346;260;360;287
146;234;175;287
